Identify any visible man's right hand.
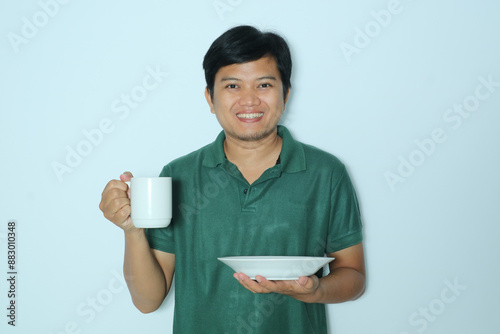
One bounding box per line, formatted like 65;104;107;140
100;171;175;313
99;171;138;233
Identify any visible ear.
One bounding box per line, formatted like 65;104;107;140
205;87;215;114
283;87;291;109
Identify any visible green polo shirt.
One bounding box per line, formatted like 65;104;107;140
146;125;363;334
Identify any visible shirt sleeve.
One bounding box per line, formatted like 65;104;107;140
145;165;176;254
325;165;363;254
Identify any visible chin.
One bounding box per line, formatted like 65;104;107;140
235;128;276;142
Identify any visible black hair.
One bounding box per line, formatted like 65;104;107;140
203;25;292;100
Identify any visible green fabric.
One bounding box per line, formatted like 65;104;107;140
146;125;363;333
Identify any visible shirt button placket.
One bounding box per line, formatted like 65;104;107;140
241;186;256;213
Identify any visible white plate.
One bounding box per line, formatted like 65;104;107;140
217;256;335;280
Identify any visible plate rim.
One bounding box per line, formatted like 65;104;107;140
217;256;335;261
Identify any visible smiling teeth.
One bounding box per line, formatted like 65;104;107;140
237;113;264;119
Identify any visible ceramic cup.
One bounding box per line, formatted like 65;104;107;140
126;177;172;228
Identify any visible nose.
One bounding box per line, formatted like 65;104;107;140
238;88;261;107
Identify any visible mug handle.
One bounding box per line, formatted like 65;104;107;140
124;181;131;198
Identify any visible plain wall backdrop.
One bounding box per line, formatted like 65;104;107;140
1;0;499;333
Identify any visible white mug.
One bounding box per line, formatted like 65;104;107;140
126;177;172;228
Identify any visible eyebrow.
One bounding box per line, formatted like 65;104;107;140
220;76;278;82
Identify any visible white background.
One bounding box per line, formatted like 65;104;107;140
1;0;499;333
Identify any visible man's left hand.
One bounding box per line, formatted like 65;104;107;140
233;272;321;303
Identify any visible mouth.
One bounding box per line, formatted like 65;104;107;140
236;112;264;120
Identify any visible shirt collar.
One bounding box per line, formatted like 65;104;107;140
202;125;306;173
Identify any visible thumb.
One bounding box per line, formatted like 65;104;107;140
120;171;134;182
298;276;309;287
298;276;317;290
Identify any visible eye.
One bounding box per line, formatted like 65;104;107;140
226;84;238;89
259;83;272;88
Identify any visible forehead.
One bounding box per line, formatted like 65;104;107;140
215;56;281;81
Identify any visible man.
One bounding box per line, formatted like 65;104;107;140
100;25;365;333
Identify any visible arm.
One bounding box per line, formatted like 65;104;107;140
123;230;175;313
99;172;175;313
233;242;365;304
308;242;365;303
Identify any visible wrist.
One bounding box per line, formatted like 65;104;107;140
124;227;146;241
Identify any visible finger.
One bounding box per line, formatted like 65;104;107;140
103;197;131;223
120;172;134;197
120;171;134;182
100;182;122;213
234;273;270;294
102;179;129;196
111;204;131;225
101;187;129;211
292;276;319;294
234;273;255;290
255;276;296;294
257;276;318;295
298;276;311;288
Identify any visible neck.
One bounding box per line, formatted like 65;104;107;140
223;129;282;183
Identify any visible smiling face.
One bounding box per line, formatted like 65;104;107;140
205;56;290;143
